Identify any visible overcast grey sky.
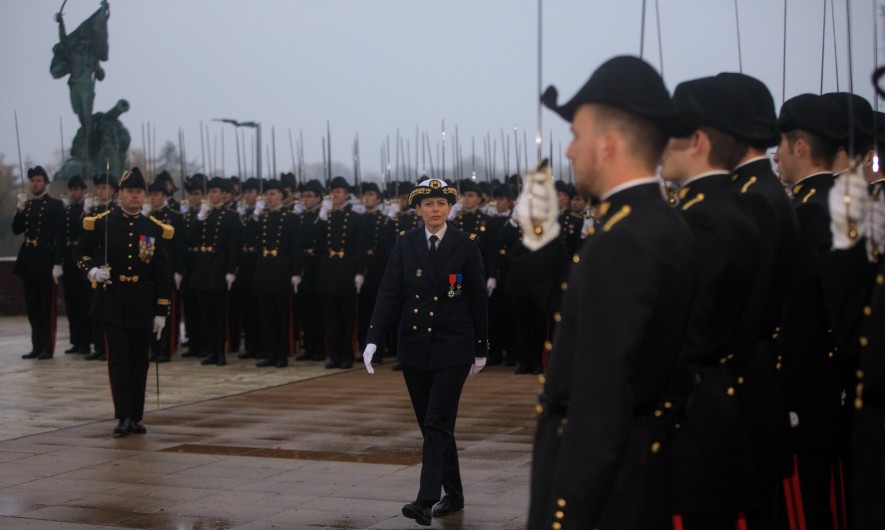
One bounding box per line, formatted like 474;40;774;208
1;0;881;183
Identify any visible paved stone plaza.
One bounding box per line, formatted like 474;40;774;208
0;316;535;529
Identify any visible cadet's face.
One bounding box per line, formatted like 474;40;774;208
417;197;451;232
302;191;321;210
149;191;166;210
208;188;224;206
67;187;85;202
570;195;587;212
774;134;798;184
188;190;202;207
494;196;513;213
556;191;570;210
361;191;381;209
242;188;258;206
95;184;112;202
120;188;146;211
29;176;48;195
660;136;693;183
567;106;604;197
330;188;349;207
265;189;283;208
461;191;481;210
283;188;295;203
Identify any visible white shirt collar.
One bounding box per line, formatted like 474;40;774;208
600;177;658;201
734;155;771;171
425;223;448;244
683;170;729;186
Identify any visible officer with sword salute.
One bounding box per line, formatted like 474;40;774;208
74;167;173;436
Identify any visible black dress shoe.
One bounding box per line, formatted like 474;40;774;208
180;350;198;358
155;355;171;363
113;419;129;437
325;361;341;369
256;359;275;367
97;354;107;361
148;354;157;362
486;357;502;366
432;494;464;517
514;365;531;375
196;351;208;358
21;351;39;359
64;346;79;354
275;358;288;368
36;352;53;360
127;420;146;434
340;362;353;369
237;351;255;359
504;358;517;367
402;502;432;526
200;356;218;366
77;345;92;354
392;362;402;371
215;355;227;366
309;354;327;361
294;352;312;361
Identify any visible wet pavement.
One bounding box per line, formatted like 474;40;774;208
0;316;537;529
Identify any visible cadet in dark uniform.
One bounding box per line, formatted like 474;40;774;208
293;179;327;362
316;176;366;369
180;174;205;358
61;175;92;354
235;177;262;359
155;170;181;213
519;56;699;530
362;178;488;527
13;166;65;360
147;179;185;363
489;184;523;369
187;176;241;366
774;94;847;530
356;182;394;356
74;168;173;436
84;173;119;361
253;179;299;368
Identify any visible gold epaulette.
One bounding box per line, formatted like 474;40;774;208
801;188;816;204
83;210;112;231
741;176;757;194
603;206;632;232
148;215;175;240
681;193;705;211
469;233;477;240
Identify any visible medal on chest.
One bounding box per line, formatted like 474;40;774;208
139;235;156;263
448;274;463;298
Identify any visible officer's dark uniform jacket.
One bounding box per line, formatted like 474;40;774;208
74;209;173;328
187;205;241;291
12;193;65;279
666;173;760;514
557;210;584;257
451;208;498;280
366;224;488;369
238;205;259;278
63;200;86;266
394;209;423;232
520;182;698;530
316;204;367;296
253;207;299;291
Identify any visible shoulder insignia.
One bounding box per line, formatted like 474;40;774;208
148;215;175;239
741;176;757;194
603;205;632;232
82;209;112;231
678;187;690;200
399;230;406;236
681;193;705;211
801;188;816;204
469;233;477;240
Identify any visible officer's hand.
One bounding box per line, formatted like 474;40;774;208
253;199;265;219
174;272;183;290
225;273;236;290
355;274;365;293
363;343;377;374
291;275;301;294
829;170;869;250
486;277;496;297
153;316;166;341
52;265;63;284
514;169;560;251
197;202;210;221
17;193;27;211
868;194;885;261
87;266;111;283
84;197;94;213
469;357;487;377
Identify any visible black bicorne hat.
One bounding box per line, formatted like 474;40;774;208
281;172;297;190
67;175;86;189
360;182;382;196
147;179;170;195
329;176;351;191
716;72;780;147
459;179;481;195
93;173;119;190
541;55;699;137
27;166;49;181
241;177;261;192
778;94;848;143
155;169;178;190
301;179;326;196
263;179;286;196
207;176;232;193
186;173;207;192
823;92;874;153
120;167;147;190
671;76;757;140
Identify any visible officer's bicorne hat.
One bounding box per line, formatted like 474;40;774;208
263;179;286;197
460;179;481;195
409;178;459;208
395;181;415;196
93;173;119;190
823;92;874;154
778;94;847;143
329;176;351;192
281;172;297;190
716;72;780;148
27;166;49;181
671;76;757;139
155;169;178;191
241;177;261;192
493;183;516;199
67;175;87;189
360;182;382;196
541;55;698;137
301;179;326;196
206;176;231;193
186;173;206;193
120;167;147;190
147;179;171;195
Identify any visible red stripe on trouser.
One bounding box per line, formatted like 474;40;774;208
829;460;848;530
736;512;748;530
103;327;115;407
672;514;684;530
783;474;798;530
791;455;807;530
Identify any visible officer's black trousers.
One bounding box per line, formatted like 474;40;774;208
488;289;511;361
259;289;291;363
511;294;546;371
402;363;471;503
357;288;379;351
23;277;54;355
238;282;260;355
182;285;204;354
322;294;355;365
197;289;228;358
150;291;178;359
62;263;91;348
102;322;150;422
298;289;325;357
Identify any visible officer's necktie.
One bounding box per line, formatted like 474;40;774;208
429;235;439;253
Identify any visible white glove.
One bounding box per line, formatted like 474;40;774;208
83;196;94;213
180;203;189;213
291;275;301;294
87;266;111;283
387;202;401;219
829;171;869;250
62;197;70;207
17;193;27;211
581;218;595;239
868;194;885;261
363;343;377;374
174;272;183;290
197;202;211;221
319;199;332;221
448;201;463;220
789;411;800;429
253;199;265;218
236;205;246;216
141;203;151;216
153;315;166;341
486;277;496;297
225;273;236;290
355;274;365;293
52;265;63;284
352;203;366;214
514;169;560;251
508;215;518;228
470;357;487;377
292;202;305;214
